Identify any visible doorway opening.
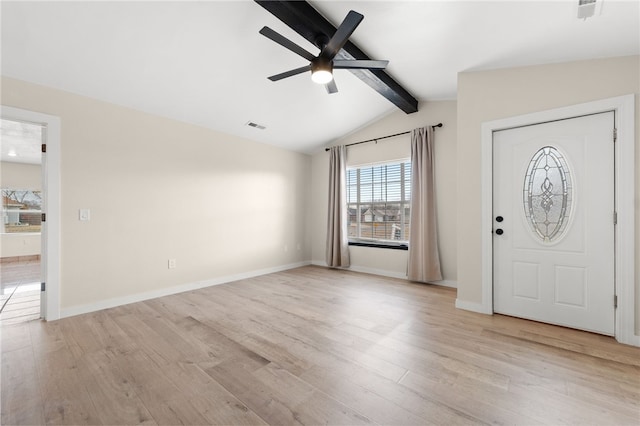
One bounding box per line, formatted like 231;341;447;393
0;118;44;324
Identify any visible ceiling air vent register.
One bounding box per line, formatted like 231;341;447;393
577;0;599;20
245;121;266;130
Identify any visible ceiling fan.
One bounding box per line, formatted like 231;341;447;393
259;10;389;94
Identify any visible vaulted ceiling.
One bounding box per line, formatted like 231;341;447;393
2;1;638;154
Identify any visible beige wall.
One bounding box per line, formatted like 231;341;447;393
310;101;458;284
1;233;41;258
3;55;636;326
1;161;41;189
1;77;311;312
1;161;42;258
456;56;639;330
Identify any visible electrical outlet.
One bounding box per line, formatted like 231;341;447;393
168;259;177;269
79;209;90;221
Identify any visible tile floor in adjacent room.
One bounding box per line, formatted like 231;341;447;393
1;258;41;325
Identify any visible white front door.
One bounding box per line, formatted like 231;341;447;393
493;112;615;335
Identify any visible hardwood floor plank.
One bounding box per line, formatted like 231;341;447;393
291;390;374;426
108;348;210;425
34;344;102;424
58;314;106;360
290;362;440;426
76;349;155;425
240;332;313;376
399;369;541;425
162;360;267;425
342;312;639;403
1;321;32;353
111;313;197;367
478;329;640;387
1;345;45;425
207;285;408;382
504;327;640;366
203;359;303;425
2;265;638;425
28;320;67;358
299;363;483;425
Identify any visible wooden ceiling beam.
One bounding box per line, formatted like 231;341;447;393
254;0;419;114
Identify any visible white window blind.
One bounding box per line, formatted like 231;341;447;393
347;161;411;244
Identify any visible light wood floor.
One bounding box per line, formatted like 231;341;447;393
2;266;639;425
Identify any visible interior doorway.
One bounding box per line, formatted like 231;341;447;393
1;106;60;321
0;118;44;324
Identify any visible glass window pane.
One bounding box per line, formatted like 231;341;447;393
347;160;411;243
2;189;42;233
523;146;572;242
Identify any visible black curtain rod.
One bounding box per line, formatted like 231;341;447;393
324;123;443;151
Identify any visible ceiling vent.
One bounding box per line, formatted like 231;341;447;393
245;121;266;130
577;0;598;20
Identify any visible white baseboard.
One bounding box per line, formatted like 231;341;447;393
429;279;457;289
343;265;408;280
455;298;492;314
617;329;640;347
59;261;311;319
311;260;457;288
312;260;407;280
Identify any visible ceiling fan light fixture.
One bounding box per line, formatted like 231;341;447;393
310;58;333;84
311;69;333;84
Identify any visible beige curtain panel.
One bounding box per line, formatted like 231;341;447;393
326;145;350;267
408;126;442;282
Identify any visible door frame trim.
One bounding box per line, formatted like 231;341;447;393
1;105;61;321
479;94;637;346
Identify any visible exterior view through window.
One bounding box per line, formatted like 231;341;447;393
2;189;42;233
347;161;411;245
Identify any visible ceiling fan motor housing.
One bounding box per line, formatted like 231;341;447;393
311;57;333;73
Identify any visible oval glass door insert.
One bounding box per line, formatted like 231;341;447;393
523;146;573;242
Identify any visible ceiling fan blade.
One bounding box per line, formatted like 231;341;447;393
321;10;363;60
333;60;389;70
325;79;338;94
259;26;316;62
267;65;311;81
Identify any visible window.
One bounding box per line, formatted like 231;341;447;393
2;189;42;233
347;160;411;247
523;146;573;242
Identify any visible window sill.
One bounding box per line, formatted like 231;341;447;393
348;241;408;251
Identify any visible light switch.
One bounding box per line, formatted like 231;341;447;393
79;209;90;221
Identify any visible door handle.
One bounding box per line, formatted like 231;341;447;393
495;229;504;235
496;216;504;222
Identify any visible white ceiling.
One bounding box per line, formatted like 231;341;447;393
1;119;42;165
1;1;638;154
